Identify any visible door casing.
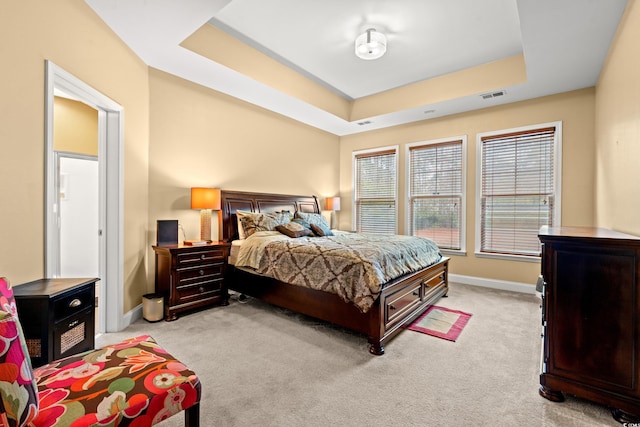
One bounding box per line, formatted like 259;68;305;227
44;60;124;333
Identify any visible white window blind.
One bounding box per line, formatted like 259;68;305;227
354;149;397;234
409;141;463;249
480;127;556;256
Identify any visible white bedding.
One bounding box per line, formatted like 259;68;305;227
234;231;290;268
228;239;244;266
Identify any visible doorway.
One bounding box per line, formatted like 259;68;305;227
45;61;125;333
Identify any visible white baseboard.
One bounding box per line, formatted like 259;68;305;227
449;273;537;295
122;303;143;329
116;278;534;329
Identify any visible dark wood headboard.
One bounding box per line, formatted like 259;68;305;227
220;190;320;242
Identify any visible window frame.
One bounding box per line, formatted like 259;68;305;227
475;121;562;262
352;145;399;234
405;136;467;255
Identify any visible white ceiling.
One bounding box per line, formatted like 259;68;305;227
210;0;524;100
85;0;627;136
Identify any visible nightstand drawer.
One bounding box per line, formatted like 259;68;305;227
177;262;225;285
53;309;94;360
176;279;223;303
53;286;94;321
177;249;226;266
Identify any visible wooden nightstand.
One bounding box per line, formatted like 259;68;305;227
152;242;231;321
13;278;98;367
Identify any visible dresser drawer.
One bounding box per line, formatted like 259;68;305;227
53;285;95;322
177;262;225;285
385;283;422;327
176;279;223;303
177;248;226;266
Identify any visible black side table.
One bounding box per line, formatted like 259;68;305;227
13;278;98;367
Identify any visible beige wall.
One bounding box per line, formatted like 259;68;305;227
595;0;640;236
147;69;340;282
3;0;633;315
0;0;149;313
54;97;98;156
340;89;596;285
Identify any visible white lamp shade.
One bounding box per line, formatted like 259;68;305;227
325;197;341;211
355;28;387;60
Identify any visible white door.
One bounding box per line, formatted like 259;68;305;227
58;155;99;277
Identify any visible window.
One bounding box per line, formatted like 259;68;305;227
353;147;398;234
476;123;561;258
407;137;465;251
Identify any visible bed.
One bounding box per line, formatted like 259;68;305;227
221;190;450;355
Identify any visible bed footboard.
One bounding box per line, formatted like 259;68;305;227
227;257;449;355
368;257;449;355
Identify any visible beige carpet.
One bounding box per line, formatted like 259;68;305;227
97;283;617;426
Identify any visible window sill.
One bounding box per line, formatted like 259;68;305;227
474;251;541;263
441;249;466;257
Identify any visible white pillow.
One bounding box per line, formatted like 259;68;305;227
235;210;251;240
236;210;291;239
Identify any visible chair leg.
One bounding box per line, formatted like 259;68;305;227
185;402;200;427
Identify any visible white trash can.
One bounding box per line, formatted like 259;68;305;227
142;293;164;322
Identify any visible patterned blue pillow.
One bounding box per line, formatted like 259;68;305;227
310;223;333;237
294;212;330;229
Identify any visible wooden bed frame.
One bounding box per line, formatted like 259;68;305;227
220;190;450;355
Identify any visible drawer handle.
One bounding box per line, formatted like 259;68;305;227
199;270;205;276
389;305;396;311
412;291;419;296
199;286;204;293
69;299;82;308
200;254;206;260
68;320;80;328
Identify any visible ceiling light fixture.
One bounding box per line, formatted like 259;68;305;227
355;28;387;60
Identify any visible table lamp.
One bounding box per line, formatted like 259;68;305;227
191;187;221;242
325;196;341;229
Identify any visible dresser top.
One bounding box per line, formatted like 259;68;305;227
12;278;98;297
539;226;640;242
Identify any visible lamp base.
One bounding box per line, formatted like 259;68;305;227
200;209;212;242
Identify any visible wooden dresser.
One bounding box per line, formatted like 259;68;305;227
13;278;97;367
538;226;640;422
153;242;231;321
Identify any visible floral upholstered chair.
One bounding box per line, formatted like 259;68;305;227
0;277;201;427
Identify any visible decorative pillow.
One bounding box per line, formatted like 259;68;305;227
295;212;330;229
310;223;334;237
276;222;313;238
240;211;291;237
291;218;312;229
235;210;255;240
0;278;39;427
278;210;293;220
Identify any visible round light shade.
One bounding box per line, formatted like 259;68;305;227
355;28;387;60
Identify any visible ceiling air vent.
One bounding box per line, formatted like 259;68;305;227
357;120;372;126
480;90;506;100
